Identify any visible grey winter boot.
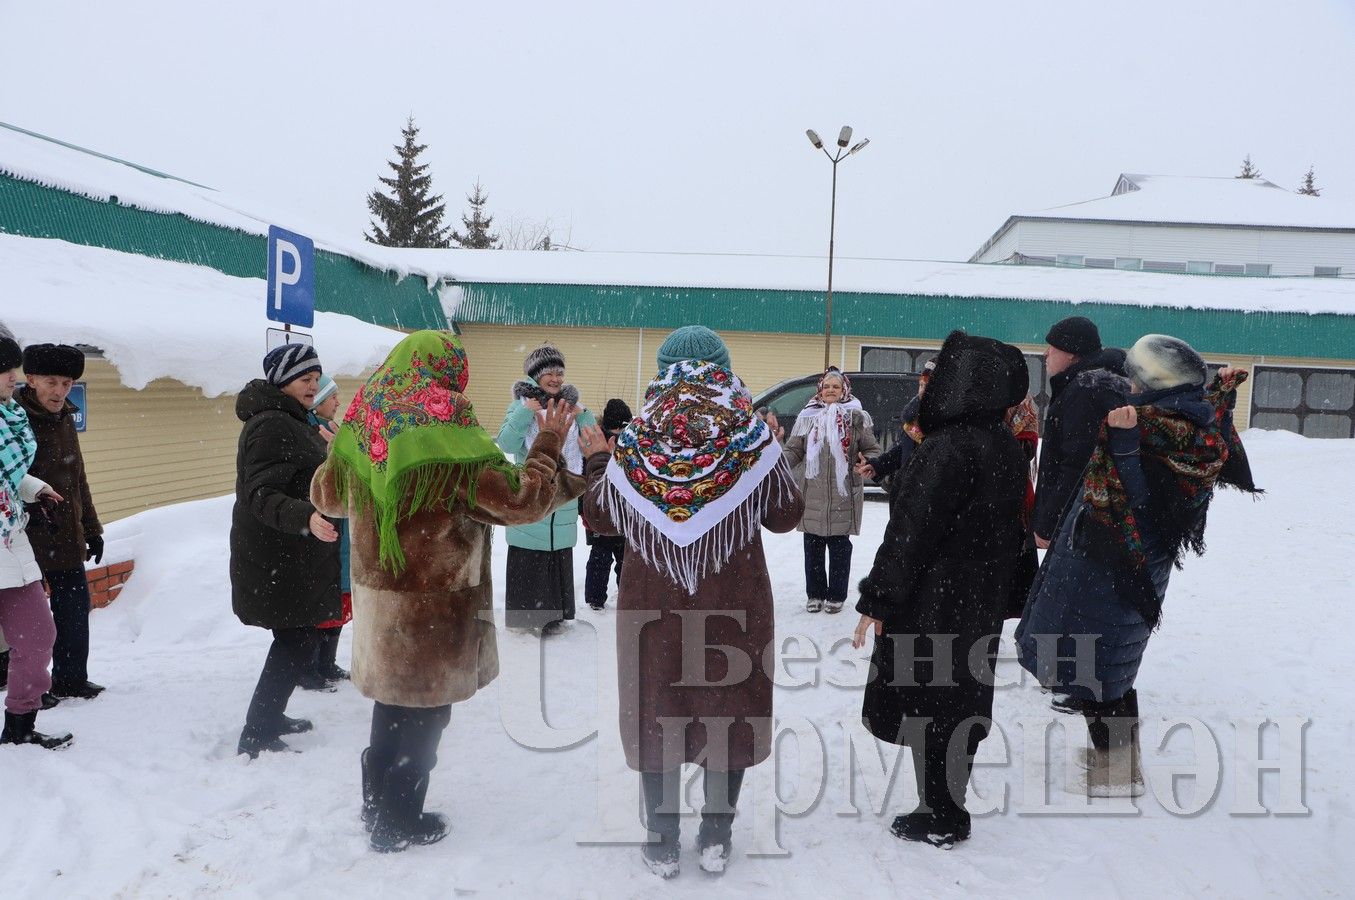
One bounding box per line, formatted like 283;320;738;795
1082;690;1145;798
640;771;682;879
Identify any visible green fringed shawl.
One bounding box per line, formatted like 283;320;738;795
328;331;521;573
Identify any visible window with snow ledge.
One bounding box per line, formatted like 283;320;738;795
1143;260;1187;274
1114;258;1141;271
1017;254;1055;266
1084;257;1114;269
1315;266;1342;277
1187;261;1213;275
1244;264;1272;276
1056;255;1083;267
1214;263;1245;275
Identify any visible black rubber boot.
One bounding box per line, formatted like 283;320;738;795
891;741;973;849
697;768;745;875
0;649;9;689
370;759;448;852
317;628;349;681
361;747;387;831
640;770;682;878
1;710;73;750
279;715;313;735
50;680;105;700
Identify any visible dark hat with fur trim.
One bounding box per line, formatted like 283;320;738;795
524;344;566;381
22;343;85;380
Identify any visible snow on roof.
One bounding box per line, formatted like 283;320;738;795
1021;173;1355;230
377;246;1355;318
0;122;435;285
0;234;403;397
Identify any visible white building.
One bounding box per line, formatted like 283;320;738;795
970;173;1355;278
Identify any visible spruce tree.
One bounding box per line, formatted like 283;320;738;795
365;117;452;248
1297;166;1321;196
452;180;500;249
1236;154;1261;179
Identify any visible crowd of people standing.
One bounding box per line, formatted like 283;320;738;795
3;312;1259;875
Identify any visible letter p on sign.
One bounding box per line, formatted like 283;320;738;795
266;225;316;328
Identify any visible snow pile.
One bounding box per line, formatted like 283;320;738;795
0;234;403;397
375;246;1355;318
0;430;1349;896
1027;173;1355;230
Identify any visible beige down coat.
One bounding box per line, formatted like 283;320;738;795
310;429;584;708
781;408;880;537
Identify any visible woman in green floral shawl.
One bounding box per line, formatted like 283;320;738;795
311;330;582;853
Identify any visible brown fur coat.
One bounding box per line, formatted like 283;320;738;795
311;429;585;708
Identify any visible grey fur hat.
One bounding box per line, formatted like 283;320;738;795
524;343;565;381
1124;334;1207;391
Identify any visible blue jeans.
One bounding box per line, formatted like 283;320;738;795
803;534;853;604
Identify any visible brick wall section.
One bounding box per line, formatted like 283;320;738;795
86;560;135;609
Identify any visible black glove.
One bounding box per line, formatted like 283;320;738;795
86;534;104;565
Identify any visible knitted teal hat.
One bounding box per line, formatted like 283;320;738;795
310;373;338;410
656;326;730;370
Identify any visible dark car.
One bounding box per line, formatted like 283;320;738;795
753;371;922;486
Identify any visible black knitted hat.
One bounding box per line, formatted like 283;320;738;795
1045;316;1102;357
601;399;633;433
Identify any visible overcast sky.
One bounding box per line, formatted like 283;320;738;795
3;0;1352;262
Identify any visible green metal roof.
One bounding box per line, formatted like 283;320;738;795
455;281;1355;361
0;173;446;331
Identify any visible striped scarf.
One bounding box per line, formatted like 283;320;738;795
0;398;37;543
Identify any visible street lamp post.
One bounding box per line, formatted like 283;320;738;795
805;126;869;371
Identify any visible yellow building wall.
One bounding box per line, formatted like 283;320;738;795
75;361;369;524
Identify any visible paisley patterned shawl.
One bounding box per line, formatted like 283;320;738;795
593;360;795;593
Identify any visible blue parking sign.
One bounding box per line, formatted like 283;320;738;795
69;383;87;432
266;225;315;328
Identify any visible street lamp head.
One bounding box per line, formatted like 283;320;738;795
849;138;870;155
837;126;853;148
806;129;824;150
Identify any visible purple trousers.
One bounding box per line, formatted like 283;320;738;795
0;580;56;714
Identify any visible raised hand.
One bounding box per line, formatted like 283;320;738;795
1107;405;1138;430
540;398;580;441
579;423;611;458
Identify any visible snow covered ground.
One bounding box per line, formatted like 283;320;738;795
3;430;1350;898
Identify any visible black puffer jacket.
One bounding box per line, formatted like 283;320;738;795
229;379;340;630
857;332;1029;744
1031;348;1128;540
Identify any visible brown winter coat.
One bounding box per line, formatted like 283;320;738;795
16;386;101;573
310;429;585;708
582;452;804;773
781;409;880;537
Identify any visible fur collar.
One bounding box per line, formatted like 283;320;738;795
513;379;580;407
1073;367;1133;396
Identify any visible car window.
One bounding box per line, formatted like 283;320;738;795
764;382;818;420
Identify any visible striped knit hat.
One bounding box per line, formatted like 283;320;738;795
524;344;565;381
263;343;322;388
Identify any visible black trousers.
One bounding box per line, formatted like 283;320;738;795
584;537;624;607
909;719;982;820
369;701;452;775
242;627;322;741
803;533;853;604
504;546;575;629
1084;688;1139;751
46;567;92;688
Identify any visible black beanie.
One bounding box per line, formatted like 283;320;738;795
0;337;21;372
1045;316;1102;357
602;399;633;434
22;343;85;380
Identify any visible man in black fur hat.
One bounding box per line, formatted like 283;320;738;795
18;343;105;700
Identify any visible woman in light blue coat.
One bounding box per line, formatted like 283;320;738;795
497;345;595;636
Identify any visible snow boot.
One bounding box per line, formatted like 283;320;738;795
891;741;973;849
1083;690;1145;798
370;759;448;852
297;669;338;692
805;598;824;613
360;747;386;830
51;680;105;700
640;770;681;878
279;715;313;735
236;730;296;759
696;768;745;875
40;692;60;710
824;600;845;614
317;628;349;682
0;710;72;750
